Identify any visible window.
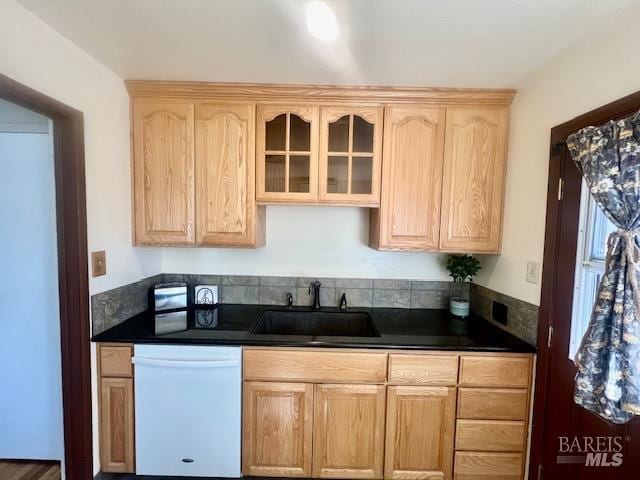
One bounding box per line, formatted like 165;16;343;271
570;180;617;359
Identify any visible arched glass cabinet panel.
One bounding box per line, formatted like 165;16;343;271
257;105;318;202
319;106;383;205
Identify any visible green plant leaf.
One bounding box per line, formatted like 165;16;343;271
446;254;481;283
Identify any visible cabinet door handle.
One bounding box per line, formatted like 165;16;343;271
131;357;239;369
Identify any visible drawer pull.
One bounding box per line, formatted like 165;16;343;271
182;458;194;463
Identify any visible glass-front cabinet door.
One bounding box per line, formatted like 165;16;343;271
256;105;319;203
319;106;383;205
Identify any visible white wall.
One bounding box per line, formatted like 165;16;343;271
475;9;640;306
0;0;161;296
0;124;63;461
161;207;450;280
0;1;162;474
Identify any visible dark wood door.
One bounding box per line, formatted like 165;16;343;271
532;126;640;479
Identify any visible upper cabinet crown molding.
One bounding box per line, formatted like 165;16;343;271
125;80;516;106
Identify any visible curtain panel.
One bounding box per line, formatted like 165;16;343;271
567;111;640;424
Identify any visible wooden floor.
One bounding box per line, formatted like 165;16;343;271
0;461;60;480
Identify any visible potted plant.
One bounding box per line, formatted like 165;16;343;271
446;254;481;317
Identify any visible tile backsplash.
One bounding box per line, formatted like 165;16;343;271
470;283;539;346
162;274;456;310
91;274;538;347
91;274;163;335
92;273;460;335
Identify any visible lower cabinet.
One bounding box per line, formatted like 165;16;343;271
242;348;533;480
242;381;314;477
98;344;135;473
99;378;135;472
313;384;386;479
385;386;456;480
96;346;533;479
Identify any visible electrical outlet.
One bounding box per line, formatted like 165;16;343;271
492;301;508;325
526;261;539;284
91;250;107;277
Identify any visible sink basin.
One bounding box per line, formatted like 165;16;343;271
251;309;380;337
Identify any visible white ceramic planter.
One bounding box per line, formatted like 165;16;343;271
449;297;470;317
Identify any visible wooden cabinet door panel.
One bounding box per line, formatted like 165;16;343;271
453;452;523;480
243;348;388;384
242;381;313;477
458;355;531;388
318;105;383;205
373;105;445;250
195;102;261;246
256;104;319;203
313;384;386;479
457;388;529;421
455;420;526;452
100;377;135;473
99;344;133;378
133;101;194;244
388;354;459;386
385;386;456;480
440;106;508;253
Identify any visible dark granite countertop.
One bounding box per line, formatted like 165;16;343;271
91;304;536;353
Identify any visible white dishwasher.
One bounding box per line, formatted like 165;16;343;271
133;344;242;477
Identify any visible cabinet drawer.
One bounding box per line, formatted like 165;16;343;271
388;354;458;385
244;349;387;383
99;344;133;378
455;420;525;452
459;356;530;388
454;452;523;479
457;388;528;420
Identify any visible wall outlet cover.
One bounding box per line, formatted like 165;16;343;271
526;261;540;284
492;301;508;325
91;250;106;277
195;285;219;305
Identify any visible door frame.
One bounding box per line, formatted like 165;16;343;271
0;74;92;479
529;89;640;479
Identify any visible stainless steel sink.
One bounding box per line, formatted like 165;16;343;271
251;309;380;337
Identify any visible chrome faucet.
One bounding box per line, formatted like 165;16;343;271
309;281;322;310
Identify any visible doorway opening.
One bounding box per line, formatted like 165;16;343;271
0;74;92;480
0;98;63;478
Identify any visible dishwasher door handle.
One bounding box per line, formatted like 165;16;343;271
132;357;240;369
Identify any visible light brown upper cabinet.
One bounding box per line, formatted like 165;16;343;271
257;105;319;203
195;102;263;246
127;82;514;252
319;106;383;206
132;99;263;247
439;106;508;253
370;105;446;250
132;101;195;245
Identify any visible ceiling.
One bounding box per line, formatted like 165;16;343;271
17;0;640;88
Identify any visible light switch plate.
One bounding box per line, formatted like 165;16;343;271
91;250;107;277
526;261;539;284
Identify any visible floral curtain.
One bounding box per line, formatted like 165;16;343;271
566;111;640;424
